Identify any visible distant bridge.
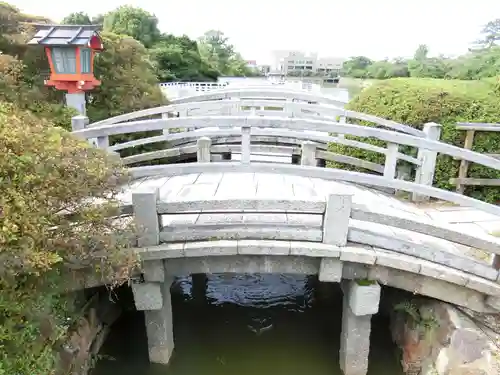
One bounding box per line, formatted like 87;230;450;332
71;83;500;374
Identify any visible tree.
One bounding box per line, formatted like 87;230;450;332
150;34;219;82
87;32;165;122
61;11;91;25
198;30;234;74
474;19;500;49
102;5;161;48
198;29;252;76
341;56;373;78
413;44;429;61
0;102;136;374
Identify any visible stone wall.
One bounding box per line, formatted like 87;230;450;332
390;300;500;375
58;292;122;375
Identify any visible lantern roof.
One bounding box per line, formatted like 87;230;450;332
28;24;102;47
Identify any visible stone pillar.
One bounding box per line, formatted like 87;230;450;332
339;280;381;375
323;192;352;246
196;137;211;163
132;273;175;365
65;92;86;115
144;277;175;364
301;141;317;166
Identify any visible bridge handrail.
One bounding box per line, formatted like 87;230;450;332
158;82;228;88
168;87;348;106
129;186;500;252
128;161;500;217
120;144;386;174
72;115;500;172
87;99;423;136
92;193;500;255
126;182;500;286
104;127;420;166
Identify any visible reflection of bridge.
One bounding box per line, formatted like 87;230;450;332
72;84;500;374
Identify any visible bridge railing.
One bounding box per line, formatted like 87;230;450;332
88;99;421;137
130;184;500;285
72;113;500;204
159;81;229;92
451;122;500;194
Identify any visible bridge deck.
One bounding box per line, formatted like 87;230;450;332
118;172;500;270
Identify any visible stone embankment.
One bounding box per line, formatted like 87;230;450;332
58;292;121;375
390;300;500;375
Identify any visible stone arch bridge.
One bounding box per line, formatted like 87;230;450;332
71;84;500;374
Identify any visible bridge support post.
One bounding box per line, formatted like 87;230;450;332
197;137;212;162
383;143;399;179
143;276;175;365
241;126;251;164
323;193;352;246
412;122;442;202
301;141;317;166
132;188;160;247
132;262;175;365
339;280;380;375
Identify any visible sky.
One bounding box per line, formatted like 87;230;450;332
9;0;500;64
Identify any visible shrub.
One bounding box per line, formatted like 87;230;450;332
0;54;76;129
0;103;137;374
329;78;500;203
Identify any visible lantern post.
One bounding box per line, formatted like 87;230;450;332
28;24;104;115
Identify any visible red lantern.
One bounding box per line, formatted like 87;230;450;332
28;24;104;94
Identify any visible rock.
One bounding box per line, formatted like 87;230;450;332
390;300;500;375
57;292;122;375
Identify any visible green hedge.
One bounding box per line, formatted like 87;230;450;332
328;78;500;203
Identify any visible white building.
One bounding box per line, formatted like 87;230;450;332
271;50;345;76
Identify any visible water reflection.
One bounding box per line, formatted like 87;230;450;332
94;274;403;375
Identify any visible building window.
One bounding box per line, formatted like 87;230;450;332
51;47;77;74
80;48;91;73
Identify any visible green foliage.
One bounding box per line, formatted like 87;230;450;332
58;7;254;84
0;103;137;374
150;34;219;82
61;11;92;25
473;18;500;49
393;300;439;340
342;19;500;81
329;78;500;203
355;279;376;286
198;30;255;77
0;54;76;129
102;5;160;48
1;4;164;127
87;32;165;122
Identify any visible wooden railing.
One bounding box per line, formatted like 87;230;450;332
451;122;500;193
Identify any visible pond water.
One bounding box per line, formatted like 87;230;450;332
93;274;404;375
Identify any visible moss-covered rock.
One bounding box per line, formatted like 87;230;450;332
329;78;500;203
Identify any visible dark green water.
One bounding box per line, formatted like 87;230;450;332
93;274;404;375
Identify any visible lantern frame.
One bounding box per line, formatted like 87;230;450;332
28;24;104;93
